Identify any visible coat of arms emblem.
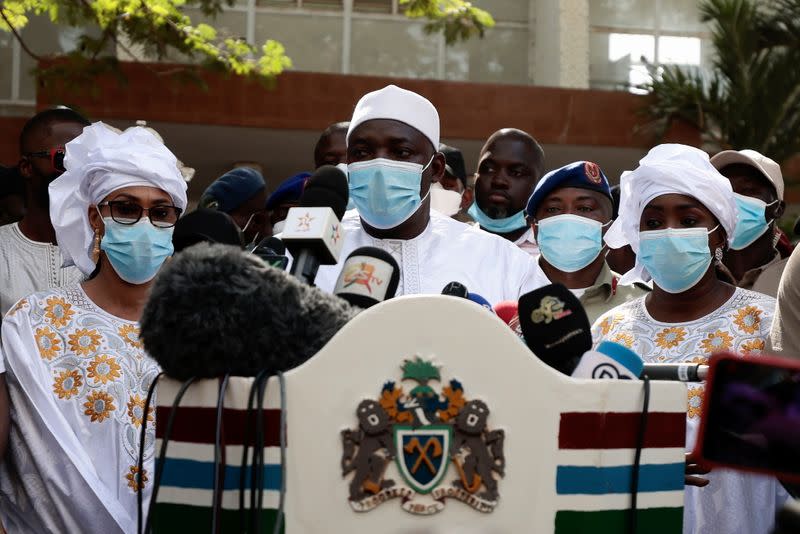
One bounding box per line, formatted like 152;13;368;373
340;357;505;515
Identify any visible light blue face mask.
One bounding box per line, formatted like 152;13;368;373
536;214;607;273
467;202;527;234
100;217;175;284
348;157;432;229
638;226;717;294
731;193;778;250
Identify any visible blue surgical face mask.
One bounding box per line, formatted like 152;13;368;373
536;214;607;273
638;226;718;294
336;162;356;211
100;217;175;284
731;193;778;250
467;202;527;234
348;157;433;229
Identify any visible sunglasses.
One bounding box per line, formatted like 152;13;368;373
25;146;66;172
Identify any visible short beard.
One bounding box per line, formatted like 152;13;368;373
485;205;508;219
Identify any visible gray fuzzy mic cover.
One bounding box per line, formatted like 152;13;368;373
140;243;357;379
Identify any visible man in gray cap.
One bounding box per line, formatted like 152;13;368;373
314;85;540;303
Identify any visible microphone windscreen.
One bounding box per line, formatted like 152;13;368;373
572;341;643;380
441;281;469;298
494;301;518;325
301;165;349;219
140;243;358;380
333;246;400;308
517;283;592;375
173;208;243;252
467;292;495;313
263;236;285;255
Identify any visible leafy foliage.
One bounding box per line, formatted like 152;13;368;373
642;0;800;165
0;0;495;87
401;357;440;385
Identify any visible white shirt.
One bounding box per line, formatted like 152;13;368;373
0;222;83;317
0;285;158;533
315;211;542;303
514;227;540;258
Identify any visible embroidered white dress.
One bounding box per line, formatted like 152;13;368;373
591;288;789;534
0;285;159;533
315;210;543;303
0;222;83;316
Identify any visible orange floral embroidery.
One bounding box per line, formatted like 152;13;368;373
44;296;74;328
118;324;142;349
688;386;704;419
68;328;102;356
612;332;635;348
35;327;61;360
733;306;762;335
700;330;734;354
87;354;121;385
6;298;28;318
125;465;148;492
84;390;115;422
689;355;709;365
127;394;154;428
655;327;687;349
741;339;766;355
53;369;82;399
598;314;623;336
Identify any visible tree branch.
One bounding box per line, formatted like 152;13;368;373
0;6;43;62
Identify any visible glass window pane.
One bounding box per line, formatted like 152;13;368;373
255;13;342;73
659;0;706;33
608;33;655;63
0;31;13;100
590;31;634;91
350;19;439;79
445;28;528;85
590;0;656;30
471;0;529;23
184;9;248;40
354;0;392;13
658;35;701;65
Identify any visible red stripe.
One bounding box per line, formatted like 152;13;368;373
155;406;283;447
559;412;685;449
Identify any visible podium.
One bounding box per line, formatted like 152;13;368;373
149;295;688;533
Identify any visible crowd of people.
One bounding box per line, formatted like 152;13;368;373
0;84;798;533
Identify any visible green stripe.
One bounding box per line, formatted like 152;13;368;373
555;507;683;534
151;503;284;533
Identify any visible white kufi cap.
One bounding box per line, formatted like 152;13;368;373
347;85;440;149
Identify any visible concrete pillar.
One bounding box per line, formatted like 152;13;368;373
531;0;590;89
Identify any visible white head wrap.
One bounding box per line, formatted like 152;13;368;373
347;85;440;149
49;122;188;275
605;143;738;285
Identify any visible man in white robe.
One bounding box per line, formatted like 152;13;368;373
314;85;540;303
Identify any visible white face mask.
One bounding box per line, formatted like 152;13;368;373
429;182;463;217
272;219;286;235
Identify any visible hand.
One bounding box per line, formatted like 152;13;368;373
685;452;711;487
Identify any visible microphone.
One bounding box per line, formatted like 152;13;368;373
140;242;358;380
641;363;708;382
466;292;495;314
250;236;289;270
494;301;523;339
517;283;592;375
283;165;349;285
572;341;644;380
441;281;469;298
333;247;400;309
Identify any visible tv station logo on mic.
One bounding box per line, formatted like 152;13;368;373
335;255;393;300
530;296;573;324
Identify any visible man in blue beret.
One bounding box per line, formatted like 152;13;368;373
266;172;310;235
200;166;269;247
526;161;649;323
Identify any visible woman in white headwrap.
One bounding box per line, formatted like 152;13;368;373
592;144;788;534
0;123;187;533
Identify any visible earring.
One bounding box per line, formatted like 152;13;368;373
91;228;101;264
714;247;724;264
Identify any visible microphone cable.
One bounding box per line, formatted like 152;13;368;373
251;370;270;533
145;377;198;533
629;374;651;534
239;369;271;532
211;375;231;534
137;371;164;534
273;371;287;534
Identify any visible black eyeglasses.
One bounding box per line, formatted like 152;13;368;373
98;201;183;228
25;146;66;172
